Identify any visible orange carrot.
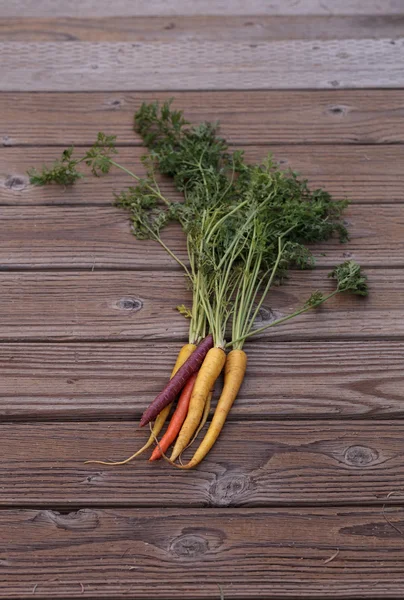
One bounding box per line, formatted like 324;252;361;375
85;343;196;466
149;371;198;461
170;347;226;462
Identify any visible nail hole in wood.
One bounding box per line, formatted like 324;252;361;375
329;106;344;115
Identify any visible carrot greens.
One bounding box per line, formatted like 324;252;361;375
28;99;369;468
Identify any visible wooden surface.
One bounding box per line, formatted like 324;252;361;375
3;91;404;145
2;16;404;43
2;507;404;599
2;39;404;91
0;204;401;267
2;0;403;17
0;341;403;420
2;421;404;506
4;145;404;204
1;2;404;599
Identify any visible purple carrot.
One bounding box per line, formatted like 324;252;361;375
140;334;213;427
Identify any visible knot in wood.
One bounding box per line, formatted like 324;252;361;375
32;508;99;531
4;174;27;191
210;473;252;506
170;534;208;558
255;306;283;325
344;445;379;467
116;297;143;311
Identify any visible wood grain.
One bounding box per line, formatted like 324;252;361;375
0;340;403;420
2;90;404;146
2;15;403;42
1;39;403;91
3;146;404;205
0;268;394;342
1;506;404;599
0;204;400;269
2;421;404;506
1;0;402;17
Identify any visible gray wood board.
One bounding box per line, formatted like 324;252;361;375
0;39;403;90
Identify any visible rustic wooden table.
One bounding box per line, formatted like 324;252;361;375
1;1;404;598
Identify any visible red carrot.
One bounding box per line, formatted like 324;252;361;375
140;334;213;427
149;371;198;461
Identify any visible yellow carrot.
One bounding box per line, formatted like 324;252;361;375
181;388;212;459
170;347;226;462
178;349;247;469
85;343;196;466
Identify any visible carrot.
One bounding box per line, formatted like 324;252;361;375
170;347;226;462
175;349;247;469
85;343;196;466
149;371;198;461
180;388;212;460
140;334;213;427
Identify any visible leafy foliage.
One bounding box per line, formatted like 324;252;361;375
28;147;83;186
84;133;117;176
28;98;368;347
133;100;367;347
329;260;368;296
28;133;118;185
304;290;325;308
176;304;193;319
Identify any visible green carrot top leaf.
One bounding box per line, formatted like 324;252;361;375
28;146;83;186
176;304;193;319
328;260;369;296
84;132;118;176
304;290;325;308
135;98;189;148
28;132;118;185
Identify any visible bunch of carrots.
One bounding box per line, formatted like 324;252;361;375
29;101;368;469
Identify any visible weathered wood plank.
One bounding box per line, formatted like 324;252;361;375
2;421;404;506
2;15;403;42
3;146;404;205
0;204;399;269
1;506;404;599
0;207;186;270
0;340;402;420
1;39;403;91
1;1;402;17
2;90;404;146
0;268;394;342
